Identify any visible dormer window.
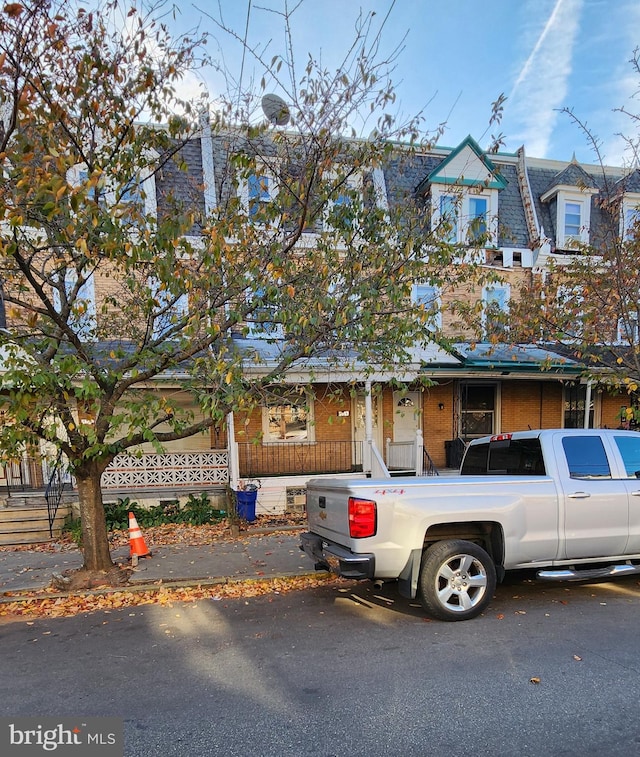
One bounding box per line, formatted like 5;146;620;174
621;197;640;240
421;137;506;249
539;161;598;251
239;164;278;224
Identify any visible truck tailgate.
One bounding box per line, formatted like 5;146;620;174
305;479;359;545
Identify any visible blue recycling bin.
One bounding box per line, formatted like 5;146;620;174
235;489;258;522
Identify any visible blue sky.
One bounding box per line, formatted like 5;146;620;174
181;0;640;165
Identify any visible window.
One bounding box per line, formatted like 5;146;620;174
562;436;611;479
412;283;441;330
438;194;458;243
482;284;509;337
262;390;314;442
324;173;362;233
623;204;640;240
238;163;279;224
564;201;582;241
616;313;639;345
245;285;284;339
432;188;495;247
467;196;488;243
461;438;546;476
614;435;640;478
563;383;593;428
248;173;271;219
148;277;188;339
460;383;496;440
52;269;96;340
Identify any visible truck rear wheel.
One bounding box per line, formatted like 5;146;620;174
418;539;496;621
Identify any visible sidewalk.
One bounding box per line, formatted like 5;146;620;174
0;529;316;596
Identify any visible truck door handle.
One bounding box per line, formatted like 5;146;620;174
319;496;326;509
631;491;640;497
568;492;591;499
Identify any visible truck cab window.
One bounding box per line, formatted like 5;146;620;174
461;438;545;475
613;435;640;478
562;436;611;479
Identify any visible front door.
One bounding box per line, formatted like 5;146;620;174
393;391;422;442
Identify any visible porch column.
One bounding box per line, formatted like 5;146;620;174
583;381;593;429
227;411;240;490
363;380;373;475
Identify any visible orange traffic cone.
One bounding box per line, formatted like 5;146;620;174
129;512;151;560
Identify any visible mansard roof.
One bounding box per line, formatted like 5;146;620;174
540;158;599;201
613;168;640;195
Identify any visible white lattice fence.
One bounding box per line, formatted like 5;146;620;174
102;451;229;489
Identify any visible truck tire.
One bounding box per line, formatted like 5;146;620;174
418;539;496;621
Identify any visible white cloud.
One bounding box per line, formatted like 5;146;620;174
507;0;584;157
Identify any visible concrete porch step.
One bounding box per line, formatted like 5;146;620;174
0;502;73;546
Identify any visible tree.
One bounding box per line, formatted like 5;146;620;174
508;54;640;423
0;0;479;581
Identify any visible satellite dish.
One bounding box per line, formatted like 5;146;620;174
262;94;290;126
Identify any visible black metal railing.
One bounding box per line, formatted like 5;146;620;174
2;456;46;492
45;453;67;537
445;437;468;470
238;440;363;478
423;447;439;476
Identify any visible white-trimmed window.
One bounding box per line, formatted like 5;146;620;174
540;186;596;249
148;276;188;339
67;162;157;219
262;389;314;443
621;199;640;241
324;171;363;233
412;282;441;330
482;284;509;337
616;313;639;345
52;269;96;340
245;285;284;339
239;165;278;223
432;187;497;247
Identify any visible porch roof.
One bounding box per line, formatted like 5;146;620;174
428;342;585;377
233;336;460;382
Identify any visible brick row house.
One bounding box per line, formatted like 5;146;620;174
2;126;638;519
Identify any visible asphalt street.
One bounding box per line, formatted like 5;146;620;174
2;572;640;756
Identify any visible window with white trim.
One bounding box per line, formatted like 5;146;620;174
432;187;496;247
482;284;509;337
147;276;188;339
239;165;278;223
412;282;441;330
245;284;284;339
262;389;314;442
51;269;96;340
622;200;640;241
616;313;639;345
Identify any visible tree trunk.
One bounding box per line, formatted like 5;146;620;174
75;465;114;572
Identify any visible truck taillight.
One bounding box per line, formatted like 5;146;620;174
348;497;377;538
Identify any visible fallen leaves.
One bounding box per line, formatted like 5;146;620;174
0;573;343;621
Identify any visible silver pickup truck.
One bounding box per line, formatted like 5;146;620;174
300;428;640;621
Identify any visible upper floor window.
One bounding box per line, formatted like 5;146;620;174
438;194;458;243
52;268;96;341
432;187;496;247
148;276;188;339
616;313;639;345
239;164;278;224
412;282;441;330
563;201;582;242
621;201;640;241
482;284;509;337
468;197;488;243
